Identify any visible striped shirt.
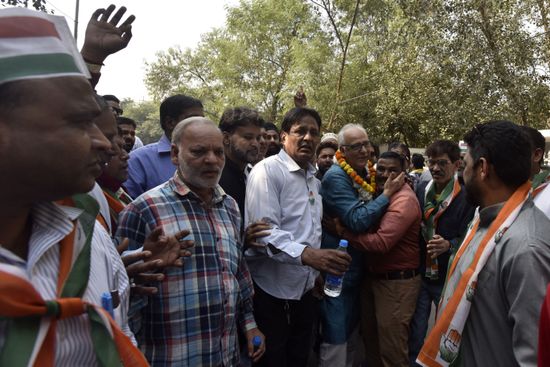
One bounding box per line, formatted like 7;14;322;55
116;173;257;367
0;201;133;366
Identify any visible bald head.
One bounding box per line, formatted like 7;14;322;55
172;116;220;146
170;117;225;195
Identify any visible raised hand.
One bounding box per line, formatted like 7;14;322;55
293;86;307;108
81;4;136;64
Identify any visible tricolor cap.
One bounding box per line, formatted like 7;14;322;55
0;7;90;86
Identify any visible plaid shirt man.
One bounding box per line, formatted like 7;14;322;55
116;172;257;366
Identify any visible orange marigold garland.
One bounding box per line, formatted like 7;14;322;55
335;150;376;195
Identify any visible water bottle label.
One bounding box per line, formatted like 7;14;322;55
325;274;342;287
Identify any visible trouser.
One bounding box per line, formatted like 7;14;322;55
361;275;421;367
253;284;319;367
319;325;362;367
408;279;443;366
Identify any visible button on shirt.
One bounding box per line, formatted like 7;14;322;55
125;134;176;199
0;202;133;366
245;149;322;300
116;172;257;367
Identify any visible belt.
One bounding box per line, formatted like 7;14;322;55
369;269;419;280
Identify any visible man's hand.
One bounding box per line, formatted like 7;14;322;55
143;227;194;267
81;5;135;64
427;234;451;259
117;238;165;295
301;247;351;276
382;172;405;197
245;220;271;248
117;228;193;296
293;86;307;108
245;327;266;362
322;215;346;238
311;275;325;299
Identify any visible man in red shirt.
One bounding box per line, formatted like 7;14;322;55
331;150;421;367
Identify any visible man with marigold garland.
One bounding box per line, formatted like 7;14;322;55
319;123;405;366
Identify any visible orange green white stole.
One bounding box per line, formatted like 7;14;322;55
103;188;132;232
417;181;531;367
532;169;550;198
422;177;461;280
0;195;148;367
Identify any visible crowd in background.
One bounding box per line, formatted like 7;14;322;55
1;4;550;367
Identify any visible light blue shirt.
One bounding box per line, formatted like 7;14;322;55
124;134;175;199
245;149;322;300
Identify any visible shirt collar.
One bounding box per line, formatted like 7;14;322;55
170;170;226;205
278;149;317;176
157;134;172;153
0;202;82;266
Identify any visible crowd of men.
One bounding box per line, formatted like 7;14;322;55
2;4;550;367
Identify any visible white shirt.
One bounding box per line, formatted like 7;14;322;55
89;182;112;234
534;183;550;218
0;202;133;366
245;149;322;300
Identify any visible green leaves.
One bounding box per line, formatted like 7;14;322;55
144;0;550;147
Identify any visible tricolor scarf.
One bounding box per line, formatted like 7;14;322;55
417;181;531;367
0;195;148;367
103;188;133;233
532;168;550;198
0;8;89;85
422;177;461;280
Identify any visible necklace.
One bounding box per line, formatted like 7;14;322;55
335;150;376;198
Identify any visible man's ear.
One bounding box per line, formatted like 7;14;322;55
534;148;545;167
478;157;489;180
280;131;287;145
452;159;461;172
222;131;231;147
164;116;177;132
170;144;179;165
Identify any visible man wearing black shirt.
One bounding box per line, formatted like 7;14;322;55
219;107;263;223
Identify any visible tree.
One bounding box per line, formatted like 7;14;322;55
144;0;550;147
310;0;362;130
121;99;161;145
1;0;49;12
145;0;334;124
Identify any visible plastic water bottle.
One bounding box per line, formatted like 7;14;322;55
324;239;348;297
252;335;262;352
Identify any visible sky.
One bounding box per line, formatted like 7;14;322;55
43;0;238;100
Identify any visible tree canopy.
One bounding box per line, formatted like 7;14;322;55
144;0;550;147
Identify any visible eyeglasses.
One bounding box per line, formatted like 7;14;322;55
342;141;372;152
427;159;451;168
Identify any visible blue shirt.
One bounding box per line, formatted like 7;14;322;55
124;134;176;198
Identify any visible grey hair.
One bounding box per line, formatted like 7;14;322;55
337;123;367;146
171;116;217;144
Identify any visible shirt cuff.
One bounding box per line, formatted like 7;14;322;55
267;242;307;265
239;300;258;332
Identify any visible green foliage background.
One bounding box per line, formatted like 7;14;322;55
132;0;550;147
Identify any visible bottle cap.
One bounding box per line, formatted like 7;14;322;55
339;239;348;248
253;335;262;346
